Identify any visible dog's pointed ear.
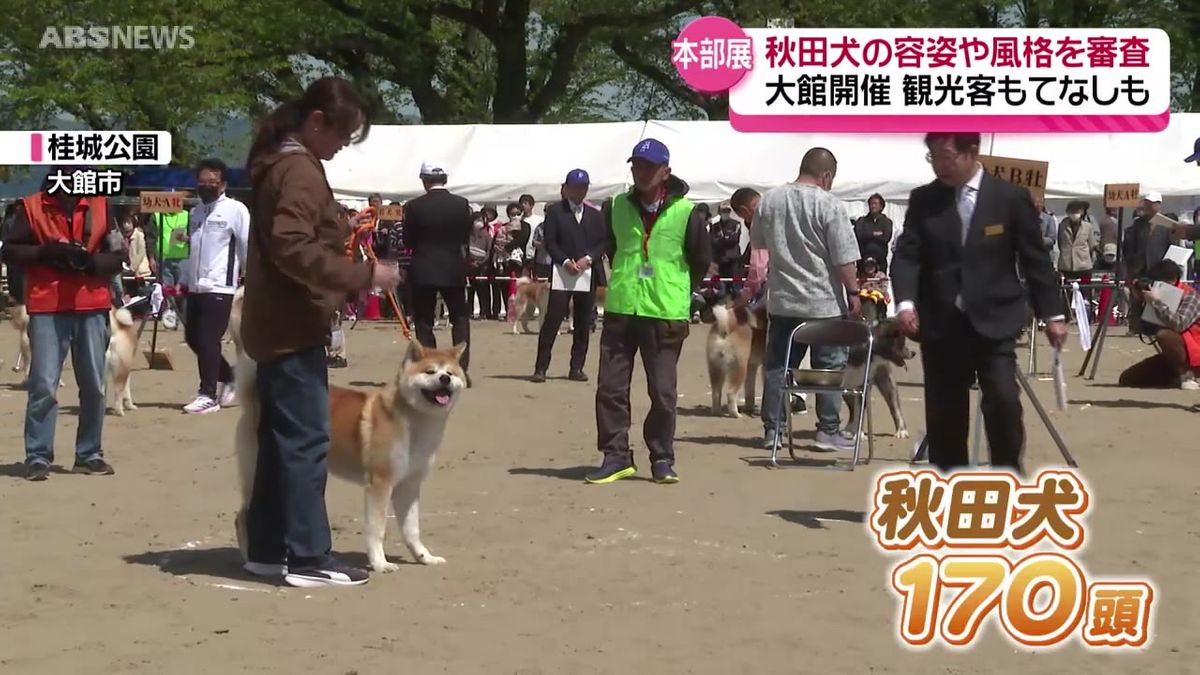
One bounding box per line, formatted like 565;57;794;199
405;339;425;363
451;342;468;362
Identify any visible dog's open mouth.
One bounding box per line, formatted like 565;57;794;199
421;388;453;407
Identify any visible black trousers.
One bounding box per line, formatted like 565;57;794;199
245;346;332;566
595;314;689;465
920;309;1023;473
468;278;492;318
184;292;234;398
535;289;594;374
413;285;471;370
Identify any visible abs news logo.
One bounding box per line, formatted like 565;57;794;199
39;25;195;50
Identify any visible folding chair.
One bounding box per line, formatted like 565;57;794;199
771;319;873;470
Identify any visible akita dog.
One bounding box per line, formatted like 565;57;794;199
234;340;467;575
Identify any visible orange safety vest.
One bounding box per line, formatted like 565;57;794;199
20;193;111;313
1177;282;1200;368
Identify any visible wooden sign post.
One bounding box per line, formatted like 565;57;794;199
1103;183;1140;209
138;191;186;370
979;155;1049;201
377;204;404;221
138;191;186;213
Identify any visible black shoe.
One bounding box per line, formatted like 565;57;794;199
284;557;369;588
25;459;49;481
651;460;679;484
584;456;636;484
72;457;114;476
531;371;546;383
327;356;348;368
567;370;589;382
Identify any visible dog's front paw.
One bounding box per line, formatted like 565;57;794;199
372;560;401;573
417;552;446;565
895;428;910;439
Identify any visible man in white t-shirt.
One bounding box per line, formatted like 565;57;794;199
752;148;862;452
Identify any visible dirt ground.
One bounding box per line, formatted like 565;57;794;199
0;317;1196;674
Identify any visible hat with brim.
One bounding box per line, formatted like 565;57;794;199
1186;137;1200;163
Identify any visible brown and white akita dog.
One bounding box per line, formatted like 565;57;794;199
234;340;467;573
704;302;767;418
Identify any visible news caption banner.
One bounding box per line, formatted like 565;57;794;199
867;470;1155;650
0;130;172;196
671;21;1170;132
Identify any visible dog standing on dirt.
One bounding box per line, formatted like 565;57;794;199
234;340;467;573
510;276;551;334
842;304;913;439
106;307;139;416
705;302;767;418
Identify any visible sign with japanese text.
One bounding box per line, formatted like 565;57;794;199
139;191;186;213
378;204;404;221
868;470;1155;650
979;155;1049;200
0;130;172;165
670;21;1170;133
1104;183;1141;208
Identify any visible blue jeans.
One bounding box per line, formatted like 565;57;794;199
245;346;334;566
25;311;109;464
761;314;848;436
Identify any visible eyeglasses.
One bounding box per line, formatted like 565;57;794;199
925;151;960;163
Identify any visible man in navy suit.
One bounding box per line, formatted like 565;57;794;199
891;132;1066;474
532;169;607;382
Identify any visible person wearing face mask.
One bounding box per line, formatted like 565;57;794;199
1057;200;1098;281
532;169;607;382
753;149;863;453
466;211;494;319
180;158;251;414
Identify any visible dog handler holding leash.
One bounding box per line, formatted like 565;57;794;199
587;139;712;485
239;76;400;588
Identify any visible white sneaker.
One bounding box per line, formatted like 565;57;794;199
1182;378;1200;391
218;383;237;407
814;429;857;452
183;395;221;414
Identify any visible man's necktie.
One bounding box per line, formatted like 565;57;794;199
958;185;977;243
954;184;977;310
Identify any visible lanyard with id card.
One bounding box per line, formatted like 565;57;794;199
638;200;665;279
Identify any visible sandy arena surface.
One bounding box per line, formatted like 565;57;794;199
0;316;1196;674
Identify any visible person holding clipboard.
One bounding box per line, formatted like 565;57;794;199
586;139;712;485
531;169;606;383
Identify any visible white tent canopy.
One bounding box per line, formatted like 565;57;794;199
325;115;1200;213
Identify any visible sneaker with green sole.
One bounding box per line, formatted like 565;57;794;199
651;461;679;484
584;457;636;484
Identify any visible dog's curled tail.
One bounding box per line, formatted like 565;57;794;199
112;307;135;328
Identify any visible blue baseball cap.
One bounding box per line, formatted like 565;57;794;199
565;168;590;185
1186;137;1200;163
628;138;670;165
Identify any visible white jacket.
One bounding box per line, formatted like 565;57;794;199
183;194;250;295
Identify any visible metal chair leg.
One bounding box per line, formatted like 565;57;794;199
865;393;875;465
786;388;797;461
971;388;986;466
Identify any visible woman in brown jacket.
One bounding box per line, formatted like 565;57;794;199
239;76;400;588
